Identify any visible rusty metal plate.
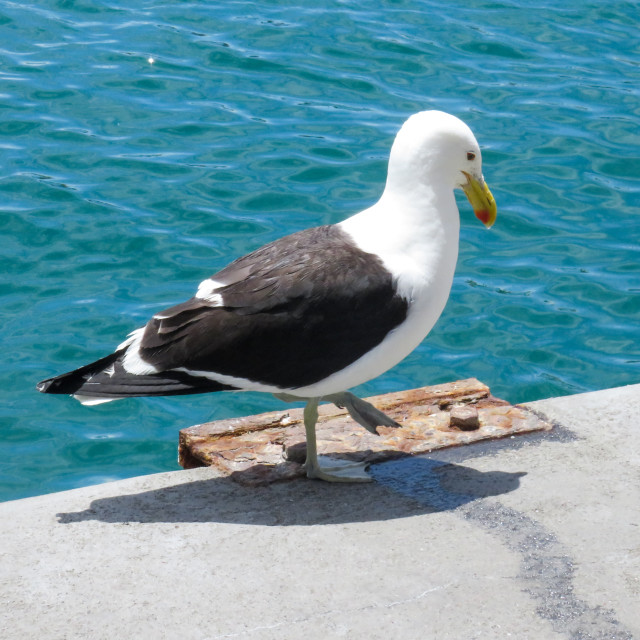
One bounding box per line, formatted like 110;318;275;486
178;378;551;485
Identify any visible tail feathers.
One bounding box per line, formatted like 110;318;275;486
37;350;236;403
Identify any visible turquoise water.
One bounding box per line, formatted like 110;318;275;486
1;1;639;502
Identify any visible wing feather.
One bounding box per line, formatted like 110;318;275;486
137;226;409;389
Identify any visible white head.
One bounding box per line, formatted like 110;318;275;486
385;111;496;227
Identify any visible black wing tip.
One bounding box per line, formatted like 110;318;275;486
36;378;52;393
36;376;68;394
36;365;239;398
36;351;124;397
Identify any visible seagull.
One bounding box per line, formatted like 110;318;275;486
37;110;497;483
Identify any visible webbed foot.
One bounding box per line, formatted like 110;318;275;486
325;392;401;435
304;455;372;483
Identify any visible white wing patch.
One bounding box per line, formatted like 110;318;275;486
119;327;160;375
195;278;225;306
117;327;143;351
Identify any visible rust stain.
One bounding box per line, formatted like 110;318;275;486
178;378;551;486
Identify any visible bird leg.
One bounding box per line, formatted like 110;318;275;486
323;391;401;435
273;392;400;482
301;398;373;483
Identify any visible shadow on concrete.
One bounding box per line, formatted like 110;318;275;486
371;457;527;511
56;458;526;526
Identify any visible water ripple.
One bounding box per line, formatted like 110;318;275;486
1;0;639;501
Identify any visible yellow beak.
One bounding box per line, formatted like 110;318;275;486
461;171;497;228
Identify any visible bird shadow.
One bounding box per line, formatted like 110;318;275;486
56;457;527;526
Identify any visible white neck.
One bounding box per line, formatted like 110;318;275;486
339;181;460;303
287;181;462;397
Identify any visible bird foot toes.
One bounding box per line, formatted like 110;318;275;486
305;456;373;483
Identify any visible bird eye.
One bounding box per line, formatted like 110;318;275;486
467;152;476;161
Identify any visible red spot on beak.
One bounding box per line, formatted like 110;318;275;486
475;209;490;225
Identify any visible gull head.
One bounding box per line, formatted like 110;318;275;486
385;110;497;228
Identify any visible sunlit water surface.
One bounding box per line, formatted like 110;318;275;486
1;1;639;501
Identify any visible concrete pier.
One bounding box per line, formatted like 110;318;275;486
1;384;638;639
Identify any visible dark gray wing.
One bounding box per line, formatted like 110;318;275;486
138;225;409;389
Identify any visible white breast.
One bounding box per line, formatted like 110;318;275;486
288;191;461;398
